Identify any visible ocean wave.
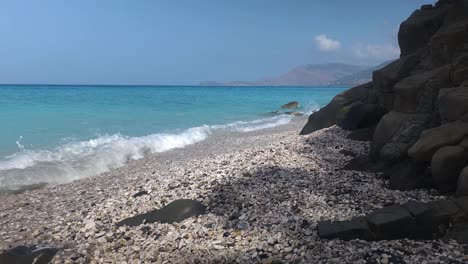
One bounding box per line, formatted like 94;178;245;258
211;114;293;133
0;126;210;190
0;112;308;190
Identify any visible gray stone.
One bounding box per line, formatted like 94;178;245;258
439;86;468;123
132;190;148;198
281;101;300;109
457;167;468;197
317;218;375;241
366;205;415;240
0;246;58;264
408;122;468;162
116;199;206;227
431;146;468;193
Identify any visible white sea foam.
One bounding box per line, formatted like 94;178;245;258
0;126;210;190
228;116;293;132
0;111;310;190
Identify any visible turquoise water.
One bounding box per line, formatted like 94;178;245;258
0;85;345;190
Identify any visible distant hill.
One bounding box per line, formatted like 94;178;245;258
200;61;392;87
327;60;394;87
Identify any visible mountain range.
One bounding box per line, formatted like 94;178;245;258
200;61;393;87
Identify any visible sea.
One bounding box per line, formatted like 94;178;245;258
0;85;346;191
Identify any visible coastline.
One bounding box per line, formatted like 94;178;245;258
1;118;466;263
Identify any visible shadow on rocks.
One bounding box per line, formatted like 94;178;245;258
204;163;373;263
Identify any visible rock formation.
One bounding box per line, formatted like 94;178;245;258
301;0;468;195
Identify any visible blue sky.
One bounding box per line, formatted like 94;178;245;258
0;0;434;85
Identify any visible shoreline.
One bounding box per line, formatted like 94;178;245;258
1;119;466;263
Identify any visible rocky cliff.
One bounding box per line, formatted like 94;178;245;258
301;0;468;195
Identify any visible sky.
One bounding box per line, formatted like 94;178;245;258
0;0;435;85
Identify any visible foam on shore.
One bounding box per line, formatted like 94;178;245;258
0;114;305;192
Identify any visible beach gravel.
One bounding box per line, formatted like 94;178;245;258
0;119;467;263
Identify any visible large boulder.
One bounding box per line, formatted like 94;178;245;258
430;13;468;66
398;4;448;56
371;112;411;159
393;66;451;113
408;121;468;161
300;83;373;135
438;86;468;123
451;54;468;85
431;146;468;193
337;103;387;130
372;55;421;110
116;199;206;227
371;111;430;162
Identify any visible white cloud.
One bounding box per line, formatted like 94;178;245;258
352;43;400;60
314;34;341;51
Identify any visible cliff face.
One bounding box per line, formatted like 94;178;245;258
301;0;468;194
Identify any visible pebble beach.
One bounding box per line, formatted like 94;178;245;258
1;118;467;263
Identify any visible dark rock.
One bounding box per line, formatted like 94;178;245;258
452;54;468;86
430;200;465;230
430;12;468;66
387;160;431;191
284;111;304;116
393;66;450;113
132;190;148;198
398;4;448;56
455;196;468;214
458;138;468;151
408;122;468;162
300;83;373;135
375;112;431;163
340;155;385;173
372;54;421;97
370;111;412;160
402;201;433;239
431;146;468;193
0;246;58;264
338;103;387;131
457;167;468;197
317;218;375;241
346;126;375;142
339;149;356;157
281;101;299;109
116;199;206;227
366;205;415;240
443;223;468;244
439;85;468;123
